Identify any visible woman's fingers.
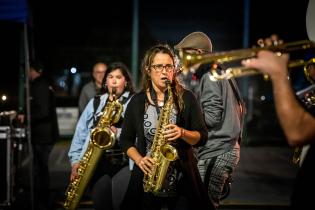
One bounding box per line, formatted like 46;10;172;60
138;156;155;174
163;124;181;140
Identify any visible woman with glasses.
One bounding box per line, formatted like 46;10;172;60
119;44;214;210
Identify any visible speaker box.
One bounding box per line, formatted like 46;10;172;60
0;126;14;207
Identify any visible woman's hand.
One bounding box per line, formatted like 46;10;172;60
163;124;183;141
110;126;118;135
70;163;80;181
136;156;155;175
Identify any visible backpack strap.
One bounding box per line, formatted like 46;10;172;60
92;92;132;128
92;94;101;127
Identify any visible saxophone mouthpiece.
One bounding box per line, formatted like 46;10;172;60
112;87;117;100
164;79;171;85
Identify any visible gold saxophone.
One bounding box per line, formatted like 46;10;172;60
143;80;179;194
63;88;123;210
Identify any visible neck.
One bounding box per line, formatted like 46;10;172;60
95;81;102;88
151;83;166;101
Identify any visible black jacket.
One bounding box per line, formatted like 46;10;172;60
291;143;315;208
120;89;214;210
30;76;59;144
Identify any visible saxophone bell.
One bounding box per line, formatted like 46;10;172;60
152;144;178;192
90;126;116;149
63;88;124;210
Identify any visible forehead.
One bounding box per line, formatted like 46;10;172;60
107;68;124;77
152;53;174;64
93;63;107;71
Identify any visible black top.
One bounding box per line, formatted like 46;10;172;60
119;89;214;210
30;76;59;144
290;142;315;208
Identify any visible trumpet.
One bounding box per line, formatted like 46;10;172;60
208;58;315;81
179;40;315;81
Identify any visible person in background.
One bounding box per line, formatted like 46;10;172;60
175;31;246;209
18;61;59;210
68;62;135;210
242;50;315;208
175;31;213;94
119;44;214;210
78;61;107;115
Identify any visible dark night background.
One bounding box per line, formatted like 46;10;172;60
0;0;311;143
0;1;314;209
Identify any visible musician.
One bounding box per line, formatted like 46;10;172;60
119;44;214;210
242;50;315;208
175;32;213;94
67;62;135;210
175;31;246;209
17;61;59;210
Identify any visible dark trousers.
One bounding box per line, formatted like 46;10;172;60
32;144;53;210
90;154;129;210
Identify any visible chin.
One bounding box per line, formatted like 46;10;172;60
159;82;167;88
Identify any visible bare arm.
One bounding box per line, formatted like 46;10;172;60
242;50;315;146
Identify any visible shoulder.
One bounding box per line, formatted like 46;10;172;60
82;81;94;90
35;76;49;85
32;77;50;90
126;92;145;108
121;91;134;101
182;89;197;101
96;93;108;105
199;73;226;92
199;73;222;86
130;91;145;102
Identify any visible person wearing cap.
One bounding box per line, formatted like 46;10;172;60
174;31;213;94
17;60;59;210
175;32;246;208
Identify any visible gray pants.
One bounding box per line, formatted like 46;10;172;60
197;146;240;208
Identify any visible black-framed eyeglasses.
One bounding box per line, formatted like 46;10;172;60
150;64;175;72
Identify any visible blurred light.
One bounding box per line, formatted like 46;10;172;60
260;95;266;101
59;80;66;88
70;67;77;74
1;94;7;101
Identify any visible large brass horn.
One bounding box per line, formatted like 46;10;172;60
208;57;315;81
179;40;315;81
